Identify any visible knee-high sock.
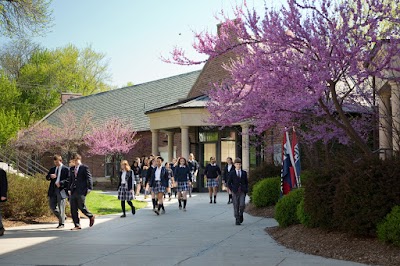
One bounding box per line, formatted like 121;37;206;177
178;199;182;207
183;199;187;208
152;199;156;209
121;201;126;214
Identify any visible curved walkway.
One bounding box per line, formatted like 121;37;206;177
0;193;367;266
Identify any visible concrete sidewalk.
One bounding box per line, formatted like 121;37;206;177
0;193;367;266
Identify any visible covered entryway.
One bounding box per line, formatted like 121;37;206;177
145;95;250;192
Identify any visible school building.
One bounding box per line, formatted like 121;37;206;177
40;53;273;191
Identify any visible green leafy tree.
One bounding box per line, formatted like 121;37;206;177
0;0;52;37
0;109;21;146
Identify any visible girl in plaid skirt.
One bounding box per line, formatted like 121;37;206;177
131;160;141;196
149;157;169;215
204;156;221;204
173;157;192;211
117;160;135;217
165;162;174;201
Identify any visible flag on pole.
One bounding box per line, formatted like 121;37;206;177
292;127;301;188
281;129;293;195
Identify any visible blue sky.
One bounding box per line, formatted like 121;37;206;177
33;0;284;88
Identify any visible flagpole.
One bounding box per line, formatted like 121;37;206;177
292;126;301;187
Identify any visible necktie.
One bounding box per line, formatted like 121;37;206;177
237;171;241;177
74;167;78;177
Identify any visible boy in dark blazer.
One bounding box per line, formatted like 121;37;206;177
0;168;7;236
46;155;70;228
227;158;248;225
68;153;95;230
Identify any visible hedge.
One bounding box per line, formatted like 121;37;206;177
251;177;281;207
275;188;304;227
2;174;51;219
377;205;400;247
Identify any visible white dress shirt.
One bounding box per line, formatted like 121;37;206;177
121;171;127;184
55;163;63;184
155;167;162;181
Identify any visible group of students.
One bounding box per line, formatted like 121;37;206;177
0;152;249;237
120;154;200;215
118;153;248;225
46;153;95;231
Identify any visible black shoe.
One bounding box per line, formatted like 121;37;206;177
132;207;136;215
179;205;182;210
214;200;217;204
57;224;65;229
120;214;126;218
0;227;5;236
240;215;244;224
154;209;160;215
235;220;240;225
210;200;212;204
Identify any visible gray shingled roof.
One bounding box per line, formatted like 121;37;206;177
43;70;201;131
146;95;209;114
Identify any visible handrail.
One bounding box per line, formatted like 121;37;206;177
0;149;48;176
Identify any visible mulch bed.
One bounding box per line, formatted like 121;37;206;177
3;216;58;228
245;203;400;266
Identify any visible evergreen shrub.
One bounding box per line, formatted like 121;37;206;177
251;177;281;207
275;188;304;227
377;205;400;247
3;174;51;219
249;164;281;194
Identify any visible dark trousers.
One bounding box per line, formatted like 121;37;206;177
0;204;3;229
70;191;93;227
48;192;66;225
232;192;246;219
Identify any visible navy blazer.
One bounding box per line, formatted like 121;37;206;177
0;168;7;202
46;165;70;198
223;164;235;183
69;164;93;196
149;166;169;188
227;169;249;194
118;170;133;191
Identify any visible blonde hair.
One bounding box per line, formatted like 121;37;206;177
120;160;131;171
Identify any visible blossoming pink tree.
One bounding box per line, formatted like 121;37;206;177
14;109;93;157
166;0;400;155
84;118;139;184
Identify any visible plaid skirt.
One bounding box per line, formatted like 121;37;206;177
134;175;140;183
152;181;166;193
118;183;134;201
177;181;189;192
207;178;218;188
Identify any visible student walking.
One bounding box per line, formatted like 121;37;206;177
174;157;192;211
46;155;70;228
227;158;248;225
0;168;8;236
204;156;221;204
141;157;149;198
165;162;174;201
68;153;95;230
149;157;169;215
188;153;199;197
147;158;157;210
223;157;235;204
131;160;141;196
117;160;136;217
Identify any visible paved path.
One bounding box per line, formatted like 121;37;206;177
0;193;368;266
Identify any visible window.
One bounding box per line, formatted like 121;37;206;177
199;132;218;142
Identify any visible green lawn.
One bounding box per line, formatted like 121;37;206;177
85;191;147;215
